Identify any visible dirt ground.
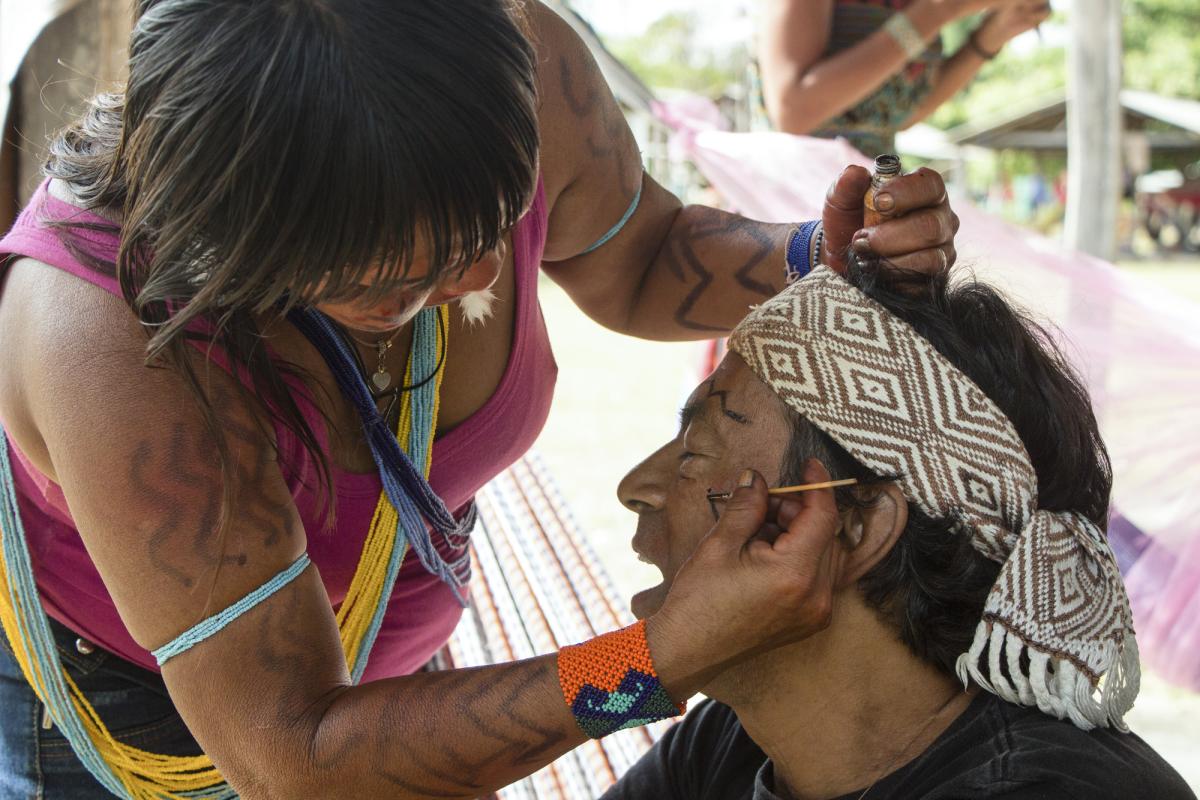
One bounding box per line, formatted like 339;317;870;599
532;259;1200;790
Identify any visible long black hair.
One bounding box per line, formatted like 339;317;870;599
46;0;541;525
782;261;1112;676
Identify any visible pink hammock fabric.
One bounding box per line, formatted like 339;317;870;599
657;97;1200;691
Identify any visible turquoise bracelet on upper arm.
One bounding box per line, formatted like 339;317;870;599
579;174;645;256
151;553;312;666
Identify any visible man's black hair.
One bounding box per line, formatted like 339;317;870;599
780;259;1111;677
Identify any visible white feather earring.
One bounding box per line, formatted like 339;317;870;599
457;288;497;327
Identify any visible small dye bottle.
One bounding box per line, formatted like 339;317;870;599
864;154;903;228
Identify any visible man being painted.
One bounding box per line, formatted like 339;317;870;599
605;264;1194;800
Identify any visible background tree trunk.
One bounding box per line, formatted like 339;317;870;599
1064;0;1123;261
1;0;133;228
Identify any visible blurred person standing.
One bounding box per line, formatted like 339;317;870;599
759;0;1051;156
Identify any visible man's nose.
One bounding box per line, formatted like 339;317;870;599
617;445;674;513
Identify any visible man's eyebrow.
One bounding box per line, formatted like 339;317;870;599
678;400;703;432
676;381;752;431
704;381;751;425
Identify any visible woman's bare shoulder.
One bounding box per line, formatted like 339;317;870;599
0;254;152;478
0;252;305;649
0;253;278;489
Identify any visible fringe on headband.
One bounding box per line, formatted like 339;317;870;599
956;618;1140;731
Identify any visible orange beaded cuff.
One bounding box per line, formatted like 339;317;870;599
557;620;686;739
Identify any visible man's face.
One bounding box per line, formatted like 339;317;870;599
618;353;793;619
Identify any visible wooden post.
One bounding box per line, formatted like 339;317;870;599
1;0;134;216
1064;0;1123;261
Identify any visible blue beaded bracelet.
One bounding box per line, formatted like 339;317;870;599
786;220;821;284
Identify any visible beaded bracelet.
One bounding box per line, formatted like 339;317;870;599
786;220;821;284
557;620;685;739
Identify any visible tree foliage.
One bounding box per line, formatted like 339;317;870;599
1124;0;1200;100
608;12;744;97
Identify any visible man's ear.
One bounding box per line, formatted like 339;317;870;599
836;483;907;588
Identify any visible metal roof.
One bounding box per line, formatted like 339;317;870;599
1122;90;1200;136
945;90;1200;151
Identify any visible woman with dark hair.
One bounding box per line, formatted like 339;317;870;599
759;0;1051;156
0;1;961;797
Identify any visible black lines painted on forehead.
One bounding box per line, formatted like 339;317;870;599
678;379;752;431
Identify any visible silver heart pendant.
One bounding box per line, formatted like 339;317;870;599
371;371;392;391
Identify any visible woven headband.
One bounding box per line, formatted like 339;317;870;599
728;267;1139;731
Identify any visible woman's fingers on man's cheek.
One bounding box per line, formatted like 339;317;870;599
753;524;786;545
775;497;805;529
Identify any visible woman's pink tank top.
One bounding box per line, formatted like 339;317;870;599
0;180;557;680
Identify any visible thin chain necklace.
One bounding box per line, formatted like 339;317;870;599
853;689;969;800
344;327;405;392
334;314;448;427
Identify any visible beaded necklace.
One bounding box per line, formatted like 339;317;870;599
0;304;458;798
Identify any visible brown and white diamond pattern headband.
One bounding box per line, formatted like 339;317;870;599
728;267;1138;731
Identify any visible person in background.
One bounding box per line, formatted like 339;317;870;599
759;0;1052;156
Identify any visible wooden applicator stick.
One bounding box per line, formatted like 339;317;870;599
705;478;858;502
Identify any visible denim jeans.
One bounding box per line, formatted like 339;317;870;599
0;619;202;799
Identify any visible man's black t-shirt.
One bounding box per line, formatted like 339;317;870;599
603;693;1195;800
